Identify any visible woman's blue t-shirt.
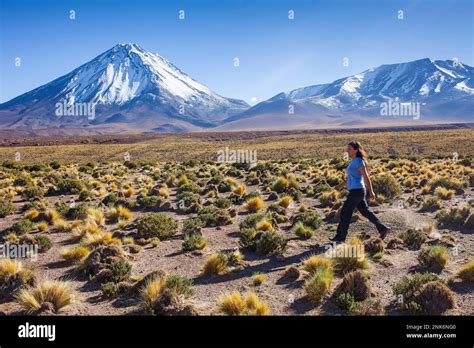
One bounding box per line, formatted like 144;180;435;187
347;157;365;190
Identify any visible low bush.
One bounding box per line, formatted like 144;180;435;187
136;213;178;239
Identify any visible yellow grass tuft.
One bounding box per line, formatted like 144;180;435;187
303;255;333;275
219;291;270;316
278;195;293;208
60;246;90;263
15;280;76;314
244;196;265;213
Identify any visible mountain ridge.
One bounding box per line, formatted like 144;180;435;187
1;46;472;135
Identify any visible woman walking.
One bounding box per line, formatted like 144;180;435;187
330;141;389;243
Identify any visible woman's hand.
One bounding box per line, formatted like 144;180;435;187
335;182;345;191
368;190;376;200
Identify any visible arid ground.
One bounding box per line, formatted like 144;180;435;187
0;126;473;316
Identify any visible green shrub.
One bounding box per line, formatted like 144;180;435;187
182;217;204;236
34;234;53;252
400;228;426;250
293;222;315;239
101;282;120;298
393;272;443;314
165;274;193;297
255;231;287;255
428;176;466;192
419;197;443;212
182;234;207;251
372;174;401;199
22;186;44;200
0;197;14;218
67;202;90;220
291;210;322;230
304;268;333;303
436;205;471;229
56;178;84;195
215;197;232;209
271;177;289;193
457;260;474;283
136;195;161;209
109;259;132;283
418;245;448;272
336;292;356;311
137;213;178;239
12;219;34;236
198;206;232;227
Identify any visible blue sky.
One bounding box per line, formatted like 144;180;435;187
0;0;472;104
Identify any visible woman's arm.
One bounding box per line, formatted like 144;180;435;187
335;180;346;191
358;166;375;199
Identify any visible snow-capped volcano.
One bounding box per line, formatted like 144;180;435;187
0;43;249;133
220;58;473;130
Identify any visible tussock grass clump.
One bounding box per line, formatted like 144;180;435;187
418;245;448;272
337;270;371;301
319;190;340;207
303;255;333;275
137;213;178;239
202;250;243;276
364;237;384;256
35;221;48;232
24;208;40;221
304;268;333;303
271;177;289;193
434;187;455;200
219;291;270;316
393;272;446;314
15;280;76;314
139;272;196;316
278;195;293;209
0;259;35;299
0;196;14;218
419;197;443;212
400;228;426;250
244;196;265;213
252;273;265;286
11;219;34;236
255;231;287;255
81;231;121;248
202;253;229;276
416;281;456;315
456;260;474;283
436;205;471;230
106;205;132;222
293;221;315;239
429;176;465;193
60;246;90;264
372;174;401;199
291;210;322;230
232;183;247;196
182;234;207;251
330;238;369;275
255;219;274;232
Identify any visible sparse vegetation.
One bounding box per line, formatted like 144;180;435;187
219;291;270;316
0;130;472;316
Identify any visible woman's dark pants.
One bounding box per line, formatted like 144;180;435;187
336;188;387;240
